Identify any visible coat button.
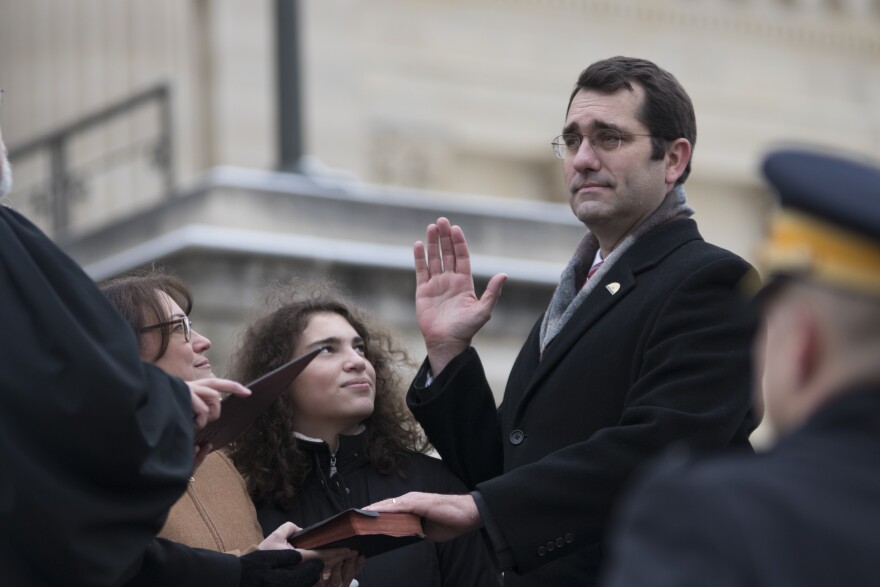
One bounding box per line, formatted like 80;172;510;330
537;546;546;557
564;533;574;543
556;537;565;547
546;541;556;552
509;430;525;445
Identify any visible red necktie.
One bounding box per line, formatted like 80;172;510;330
582;259;604;289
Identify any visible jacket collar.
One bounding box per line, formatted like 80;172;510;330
293;424;366;451
295;427;369;469
786;385;880;442
624;218;703;274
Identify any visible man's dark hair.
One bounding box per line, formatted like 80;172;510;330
568;56;696;185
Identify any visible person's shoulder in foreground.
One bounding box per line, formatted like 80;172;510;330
605;391;880;587
0;198;201;585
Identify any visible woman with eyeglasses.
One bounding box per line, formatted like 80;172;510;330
227;283;500;587
100;271;362;587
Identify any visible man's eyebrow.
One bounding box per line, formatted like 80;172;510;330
562;119;624;135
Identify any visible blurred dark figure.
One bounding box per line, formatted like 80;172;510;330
1;102;192;586
603;148;880;587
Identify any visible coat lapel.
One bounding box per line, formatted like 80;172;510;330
513;219;703;419
515;261;636;417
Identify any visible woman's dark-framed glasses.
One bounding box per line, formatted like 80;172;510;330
139;315;192;342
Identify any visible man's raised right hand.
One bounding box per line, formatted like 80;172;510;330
413;217;506;375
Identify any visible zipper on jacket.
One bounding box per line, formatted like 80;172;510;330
327;437;352;496
329;435;339;477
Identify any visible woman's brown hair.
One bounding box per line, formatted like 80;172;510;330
227;282;429;511
99;270;193;361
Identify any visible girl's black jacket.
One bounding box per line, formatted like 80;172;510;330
256;432;501;587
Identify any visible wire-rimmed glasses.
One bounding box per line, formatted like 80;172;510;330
551;128;653;160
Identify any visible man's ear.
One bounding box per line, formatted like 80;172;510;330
664;138;691;186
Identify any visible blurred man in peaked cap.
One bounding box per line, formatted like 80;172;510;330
600;147;880;587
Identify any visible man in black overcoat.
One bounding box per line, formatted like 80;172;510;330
370;56;758;586
602;148;880;587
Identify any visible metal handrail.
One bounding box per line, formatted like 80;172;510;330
7;84;174;239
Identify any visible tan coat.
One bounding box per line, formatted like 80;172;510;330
158;451;265;555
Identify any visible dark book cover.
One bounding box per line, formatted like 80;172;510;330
195;348;321;450
289;508;425;558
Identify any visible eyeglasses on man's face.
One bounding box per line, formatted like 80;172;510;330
550;128;653;160
139;315;193;342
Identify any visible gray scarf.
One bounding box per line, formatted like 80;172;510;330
538;185;694;352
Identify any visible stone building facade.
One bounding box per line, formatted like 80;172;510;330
1;0;878;441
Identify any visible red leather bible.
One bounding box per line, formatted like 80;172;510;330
289;508;425;558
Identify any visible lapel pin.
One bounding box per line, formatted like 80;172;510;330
606;282;620;295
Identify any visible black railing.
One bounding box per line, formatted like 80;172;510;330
7;84;174;240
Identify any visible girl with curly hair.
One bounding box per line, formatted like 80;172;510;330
228;284;500;587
